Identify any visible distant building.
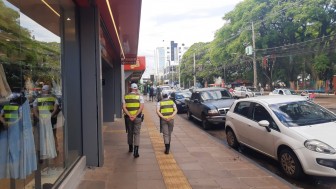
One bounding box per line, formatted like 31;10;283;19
154;41;189;85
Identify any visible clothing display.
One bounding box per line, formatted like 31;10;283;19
34;94;58;160
0;100;37;179
38;112;57;160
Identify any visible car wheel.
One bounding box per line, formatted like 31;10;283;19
187;109;192;120
226;128;239;149
201;116;210;130
278;148;303;179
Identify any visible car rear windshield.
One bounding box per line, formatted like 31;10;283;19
176;93;190;99
269;100;336;127
200;90;231;100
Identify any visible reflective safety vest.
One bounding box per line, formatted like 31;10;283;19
37;96;56;118
160;99;174;118
3;104;19;124
124;93;140;116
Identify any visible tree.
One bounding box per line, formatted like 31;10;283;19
181;0;336;91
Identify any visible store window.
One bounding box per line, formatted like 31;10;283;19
0;0;67;188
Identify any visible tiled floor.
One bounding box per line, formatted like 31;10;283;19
76;101;294;189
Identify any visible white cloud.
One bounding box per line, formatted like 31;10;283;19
138;0;243;78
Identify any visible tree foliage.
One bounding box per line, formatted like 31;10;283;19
181;0;336;91
0;1;60;89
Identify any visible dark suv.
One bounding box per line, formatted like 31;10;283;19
185;88;235;129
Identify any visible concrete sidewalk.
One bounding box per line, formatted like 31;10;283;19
76;101;293;189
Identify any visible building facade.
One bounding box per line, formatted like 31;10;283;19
0;0;142;189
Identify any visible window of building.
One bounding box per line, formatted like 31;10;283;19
0;0;76;188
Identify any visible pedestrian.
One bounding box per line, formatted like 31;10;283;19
122;83;144;158
149;86;154;102
146;84;150;101
156;91;177;154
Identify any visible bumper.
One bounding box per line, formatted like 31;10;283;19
206;115;226;124
295;148;336;177
176;104;187;112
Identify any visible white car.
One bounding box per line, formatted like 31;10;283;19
225;95;336;179
269;88;309;100
269;88;293;95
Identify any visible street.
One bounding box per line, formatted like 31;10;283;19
176;94;336;189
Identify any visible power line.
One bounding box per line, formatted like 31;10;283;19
257;34;336;57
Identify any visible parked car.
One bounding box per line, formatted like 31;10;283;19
234;86;262;98
233;86;254;98
246;87;262;96
225;95;336;179
185;87;235;129
169;91;191;113
270;88;309;100
269;88;293;95
156;85;171;101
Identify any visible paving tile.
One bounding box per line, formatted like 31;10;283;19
76;180;105;189
239;177;286;188
205;169;234;178
183;170;211;179
178;162;204;171
137;179;166;189
188;178;220;188
83;168;110;180
76;105;293;189
106;179;137;189
137;170;164;180
214;177;251;188
229;168;269;177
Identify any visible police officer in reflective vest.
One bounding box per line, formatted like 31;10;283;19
122;83;144;158
156;91;177;154
0;93;24;128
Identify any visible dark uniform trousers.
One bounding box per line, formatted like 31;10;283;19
161;119;174;144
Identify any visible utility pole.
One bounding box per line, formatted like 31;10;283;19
193;53;196;87
178;65;181;88
252;21;257;88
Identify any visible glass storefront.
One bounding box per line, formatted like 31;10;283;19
0;0;78;188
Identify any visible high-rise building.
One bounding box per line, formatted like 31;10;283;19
154;41;189;86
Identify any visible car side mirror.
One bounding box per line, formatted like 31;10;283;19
258;120;271;132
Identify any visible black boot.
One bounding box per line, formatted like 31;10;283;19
134;146;139;158
165;144;170;154
129;145;133;153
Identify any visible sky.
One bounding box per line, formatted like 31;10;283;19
138;0;243;78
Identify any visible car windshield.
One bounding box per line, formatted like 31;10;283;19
269;101;336;127
200;90;231;100
283;90;292;95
